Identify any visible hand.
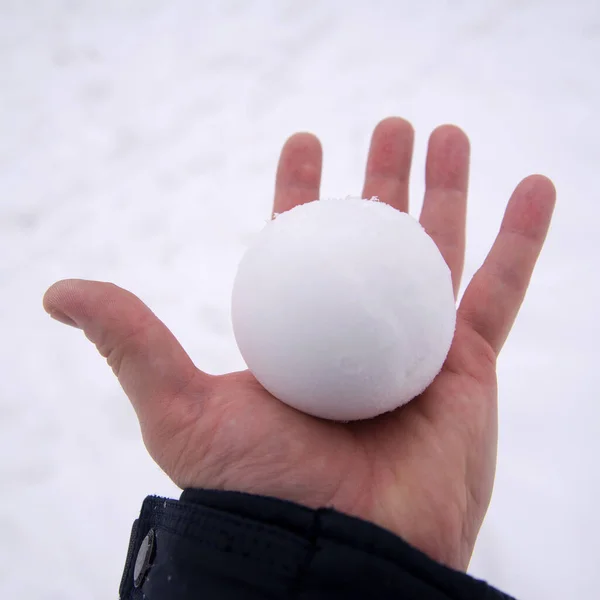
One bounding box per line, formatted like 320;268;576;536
43;118;555;571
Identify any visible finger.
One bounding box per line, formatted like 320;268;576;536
362;117;414;212
273;132;322;215
458;175;556;354
43;279;204;423
419;125;470;297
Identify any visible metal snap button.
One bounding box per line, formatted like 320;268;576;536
134;528;155;588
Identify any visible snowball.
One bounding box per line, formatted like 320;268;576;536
231;198;456;421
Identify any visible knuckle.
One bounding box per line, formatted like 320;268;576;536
104;318;155;377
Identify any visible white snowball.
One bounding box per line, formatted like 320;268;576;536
231;198;456;421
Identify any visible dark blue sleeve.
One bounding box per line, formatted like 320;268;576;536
119;489;515;600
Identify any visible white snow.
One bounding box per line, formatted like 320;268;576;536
232;198;456;421
1;1;599;598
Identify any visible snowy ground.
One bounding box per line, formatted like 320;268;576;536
1;1;599;598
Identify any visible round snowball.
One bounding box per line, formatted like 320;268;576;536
231;198;456;421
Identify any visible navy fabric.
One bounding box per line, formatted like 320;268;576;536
119;489;515;599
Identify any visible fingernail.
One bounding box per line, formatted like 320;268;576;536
49;310;79;328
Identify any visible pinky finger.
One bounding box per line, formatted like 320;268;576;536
458;175;556;355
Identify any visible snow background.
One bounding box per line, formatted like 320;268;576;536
1;1;599;597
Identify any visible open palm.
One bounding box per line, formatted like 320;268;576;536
44;118;555;571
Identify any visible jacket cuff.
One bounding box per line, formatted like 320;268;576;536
119;489;514;599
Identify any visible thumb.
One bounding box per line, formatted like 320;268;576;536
43;279;205;425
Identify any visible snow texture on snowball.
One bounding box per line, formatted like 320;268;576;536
231;197;456;421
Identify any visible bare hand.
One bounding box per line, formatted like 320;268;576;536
43;118;555;570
